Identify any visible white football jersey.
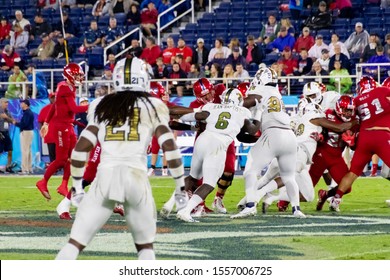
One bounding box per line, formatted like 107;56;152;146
201;103;251;144
248;85;291;131
320;90;340;110
89;97;169;171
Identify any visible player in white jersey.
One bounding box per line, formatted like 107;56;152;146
176;88;259;222
56;57;188;260
231;67;305;219
298;82;341;114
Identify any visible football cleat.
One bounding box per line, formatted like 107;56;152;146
174;191;189;212
236;196;247;211
162;168;168;176
177;210;199;223
59;212;72;220
147;168;155;177
316;189;328;211
230;206;257;219
36;179;51;200
212;196;227;214
202;202;214;213
113;204;125;216
385;200;390;207
57;181;69;197
277;200;289;212
160;206;172;219
329;197;342;211
70;188;85;207
293;210;306;218
191;205;206;217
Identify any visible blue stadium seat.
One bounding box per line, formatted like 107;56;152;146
367;17;384;29
69;7;83;17
88;54;104;68
115;13;127;25
41;58;54;69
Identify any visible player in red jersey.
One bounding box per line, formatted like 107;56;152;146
36;63;88;203
329;76;390;210
309;95;359;211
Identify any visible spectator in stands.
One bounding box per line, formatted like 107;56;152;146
106;53;117;71
175;54;190;73
95;65;114;97
162;36;176;65
234;63;250;84
327;60;352;93
222;64;235;87
195;0;206;11
175;37;193;64
267;26;295;53
277;46;298;76
153;57;169;79
0;17;12;43
208;38;231;63
364;45;390;77
360;33;382;63
140;36;161;67
206;51;226;70
77;0;96;7
328;43;350;72
42;0;60;10
186;63;204;92
304;1;332;30
158;0;175;27
242;35;264;67
280;17;295;38
293;27;315;53
12;10;31;33
289;0;304;20
25;64;49;99
30;13;52;41
127;39;143;58
228;38;242;54
333;0;353;19
83;20;103;50
9;23;29;49
384;33;390;59
206;62;222;81
5;65;27;99
225;46;247;71
271;61;286;77
192;37;209;67
317;48;330;72
293;48;313;76
0;45;22;71
308;34;329;60
328;33;350;59
127;3;141;26
344;22;369;58
140;1;158;36
75;97;89;136
109;0;132;16
61;0;77;9
101;17;124;54
52;33;74;59
258;12;280;44
306;60;329;84
92;0;111;17
30;33;55;60
168;62;187;96
51;10;77;39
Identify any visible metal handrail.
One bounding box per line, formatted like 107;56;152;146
0;81;31;99
356;62;390;82
157;0;195;46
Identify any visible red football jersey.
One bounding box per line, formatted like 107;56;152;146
37;104;56;143
354;86;390;130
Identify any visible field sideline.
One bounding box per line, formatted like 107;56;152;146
1;176;390;260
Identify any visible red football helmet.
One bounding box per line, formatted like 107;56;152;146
213;83;226;104
318;82;327;93
357;76;377;95
193;78;215;104
236;82;250;98
335;95;355;122
150;81;165;98
382;77;390;88
63;63;84;86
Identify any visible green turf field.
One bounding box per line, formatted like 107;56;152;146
1;176;390;260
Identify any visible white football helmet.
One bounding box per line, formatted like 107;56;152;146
220;88;244;106
302;82;322;104
302;102;322;115
113;57;150;92
250;67;278;87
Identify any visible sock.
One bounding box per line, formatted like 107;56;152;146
215;191;224;199
82;179;91;189
327;188;336;197
335;189;344;199
151;165;156;169
246;202;255;208
185;194;203;214
55;243;79;260
138;249;155;260
163;165;167;169
292;206;301;213
371;164;378;174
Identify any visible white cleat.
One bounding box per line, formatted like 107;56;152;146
160;206;172;219
230;206;257;219
177;210;199;223
293;210;306;218
162;168;168;176
386;200;390;207
70;188;85;208
174;191;189;212
329;197;342;211
212;196;227;214
236;196;247;211
147;168;155;177
191;205;206;217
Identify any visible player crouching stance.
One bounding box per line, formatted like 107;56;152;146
176;88;259;222
56;57;187;260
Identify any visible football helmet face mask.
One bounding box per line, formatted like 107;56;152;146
335;95;355;122
113;57;150;92
382;77;390;88
250;67;278;87
63;63;84;86
303;82;322;104
220;88;244;106
193;78;215;104
237;82;250;98
357;76;377;95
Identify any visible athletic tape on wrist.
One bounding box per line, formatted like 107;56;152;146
169;165;185;181
164;149;182;161
157;131;175;147
80;129;98;147
180;112;196;122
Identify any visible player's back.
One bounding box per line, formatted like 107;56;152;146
96;97;169;171
295;104;324;152
355;86;390;129
320;91;340;110
54;81;77;123
202;103;251;143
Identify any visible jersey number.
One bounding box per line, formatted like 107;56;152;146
267;96;282;113
105;108;140;141
215;112;231;130
357;98;384;121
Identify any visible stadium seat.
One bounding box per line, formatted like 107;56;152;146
115;13;127;25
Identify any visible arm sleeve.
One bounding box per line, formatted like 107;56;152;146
65;94;89;113
45;102;55;123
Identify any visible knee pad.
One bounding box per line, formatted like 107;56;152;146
217;173;234;190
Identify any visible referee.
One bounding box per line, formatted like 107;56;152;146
0;98;15;173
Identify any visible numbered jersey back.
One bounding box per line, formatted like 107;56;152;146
92;98;169;170
295;106;324;153
354;86;390;129
202;103;251;140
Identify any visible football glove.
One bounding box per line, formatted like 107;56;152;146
342;130;355;147
310;132;324;142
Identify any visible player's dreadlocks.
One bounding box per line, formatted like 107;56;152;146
95;90;160;127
